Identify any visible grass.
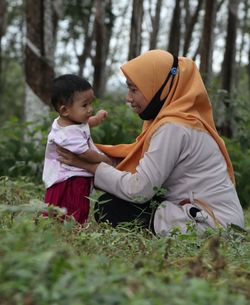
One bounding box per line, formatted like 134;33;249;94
0;176;249;305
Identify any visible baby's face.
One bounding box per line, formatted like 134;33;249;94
66;89;95;124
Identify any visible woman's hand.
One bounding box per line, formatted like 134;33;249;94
56;145;79;166
56;145;101;174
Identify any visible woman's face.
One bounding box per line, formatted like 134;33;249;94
126;78;149;114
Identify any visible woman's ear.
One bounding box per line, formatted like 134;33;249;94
59;105;69;117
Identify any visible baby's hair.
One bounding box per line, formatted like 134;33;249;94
51;74;92;112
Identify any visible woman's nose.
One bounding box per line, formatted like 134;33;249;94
126;92;133;103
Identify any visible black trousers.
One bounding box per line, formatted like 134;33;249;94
94;192;161;233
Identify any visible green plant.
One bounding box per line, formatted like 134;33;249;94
0;177;249;305
0;114;55;182
224;138;250;209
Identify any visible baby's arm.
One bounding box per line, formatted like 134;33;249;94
79;149;113;166
88;109;108;128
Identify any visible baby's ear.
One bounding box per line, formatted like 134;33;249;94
59;105;69;117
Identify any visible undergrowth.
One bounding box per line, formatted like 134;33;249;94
0;176;249;305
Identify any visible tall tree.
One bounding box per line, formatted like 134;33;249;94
248;46;250;95
183;0;204;56
168;0;181;56
105;2;130;80
237;0;250;89
25;0;61;122
92;0;114;97
220;0;240;137
242;0;250;95
149;0;163;50
199;0;217;86
64;1;95;77
0;1;25;120
0;0;6;89
192;0;225;62
128;0;144;60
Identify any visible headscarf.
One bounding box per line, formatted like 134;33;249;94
96;50;235;184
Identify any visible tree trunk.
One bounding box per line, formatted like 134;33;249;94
168;0;181;56
93;0;114;97
128;0;144;60
221;0;239;94
183;0;204;56
237;0;249;89
183;0;190;28
248;47;250;95
199;0;216;86
220;0;240;138
149;0;163;50
25;0;59;123
0;0;6;90
78;25;95;77
63;1;95;78
76;1;95;77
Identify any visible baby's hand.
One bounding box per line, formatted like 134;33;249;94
88;109;108;127
95;109;108;122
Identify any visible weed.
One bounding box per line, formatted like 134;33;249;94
0;178;249;304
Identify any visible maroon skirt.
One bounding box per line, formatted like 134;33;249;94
44;176;92;224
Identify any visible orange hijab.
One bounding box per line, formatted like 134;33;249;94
96;50;235;184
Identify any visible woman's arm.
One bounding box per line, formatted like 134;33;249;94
58;124;187;201
78;148;113;165
57;145;112;174
94;124;188;201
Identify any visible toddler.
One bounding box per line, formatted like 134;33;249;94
42;74;111;224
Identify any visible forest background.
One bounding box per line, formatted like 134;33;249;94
1;0;250;207
0;1;250;304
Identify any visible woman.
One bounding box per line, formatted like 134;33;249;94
58;49;244;235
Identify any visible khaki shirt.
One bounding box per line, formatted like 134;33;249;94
94;123;244;235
